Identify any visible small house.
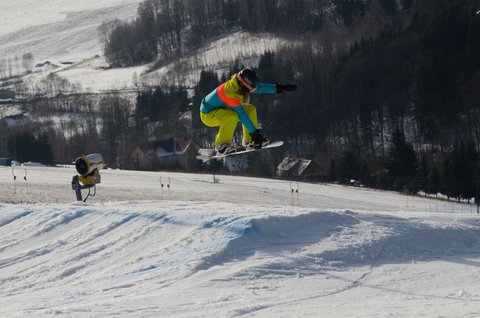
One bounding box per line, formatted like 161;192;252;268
276;157;324;180
132;137;198;171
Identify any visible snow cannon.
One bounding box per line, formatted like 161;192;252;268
75;153;104;186
71;153;104;202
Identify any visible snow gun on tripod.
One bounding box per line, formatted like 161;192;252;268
71;153;104;202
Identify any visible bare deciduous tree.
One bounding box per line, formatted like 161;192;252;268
22;52;34;74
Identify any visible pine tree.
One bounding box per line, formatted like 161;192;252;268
328;159;337;181
257;51;275;83
337;150;361;183
386;129;418;189
417;154;430;195
334;0;367;27
7;132;54;165
428;166;441;197
442;156;455;200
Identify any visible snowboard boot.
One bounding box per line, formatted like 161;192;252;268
245;138;270;150
216;143;238;155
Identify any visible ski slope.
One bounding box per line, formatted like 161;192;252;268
1;166;480;317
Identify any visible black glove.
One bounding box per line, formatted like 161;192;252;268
276;83;297;93
250;129;268;148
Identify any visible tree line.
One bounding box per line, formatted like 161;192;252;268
188;1;480;201
0;82;191;170
100;0;417;66
0;53;34;80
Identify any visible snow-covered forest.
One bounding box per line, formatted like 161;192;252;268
1;0;480;201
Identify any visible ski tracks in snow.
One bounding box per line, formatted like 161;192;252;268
1;201;480;316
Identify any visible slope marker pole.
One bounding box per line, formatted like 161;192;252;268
160;177;164;200
12;167;17;195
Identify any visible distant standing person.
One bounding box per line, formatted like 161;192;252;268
200;68;296;155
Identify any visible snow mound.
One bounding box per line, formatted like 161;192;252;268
1;198;480;316
316;215;480;267
197;211;359;270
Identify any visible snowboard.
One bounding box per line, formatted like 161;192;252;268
196;141;284;161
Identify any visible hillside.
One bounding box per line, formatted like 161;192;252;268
0;0;144;63
1;1;480;205
48;32;289;91
1;166;480;317
0;0;289;92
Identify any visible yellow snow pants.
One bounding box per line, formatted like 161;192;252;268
200;103;258;148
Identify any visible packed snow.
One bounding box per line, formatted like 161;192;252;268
1;165;480;317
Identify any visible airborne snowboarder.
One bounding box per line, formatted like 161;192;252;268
199;68;296;155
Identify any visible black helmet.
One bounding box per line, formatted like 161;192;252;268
236;68;259;91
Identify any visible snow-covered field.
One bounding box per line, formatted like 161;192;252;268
0;0;144;63
52;32;288;91
1;165;480;317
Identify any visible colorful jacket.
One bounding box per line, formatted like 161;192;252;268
200;74;276;133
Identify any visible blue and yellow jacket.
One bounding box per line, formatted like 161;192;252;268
200;74;276;133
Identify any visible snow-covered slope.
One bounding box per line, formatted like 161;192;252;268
1;1;289;92
1;166;480;317
47;32;288;92
0;0;144;63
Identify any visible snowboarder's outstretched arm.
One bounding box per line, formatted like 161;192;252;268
252;83;297;94
251;83;276;94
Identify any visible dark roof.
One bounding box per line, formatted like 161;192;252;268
138;137;193;158
277;157;314;177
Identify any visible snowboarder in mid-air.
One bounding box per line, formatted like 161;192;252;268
200;68;297;155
